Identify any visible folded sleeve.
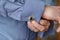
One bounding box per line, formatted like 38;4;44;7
0;0;46;38
0;0;7;17
1;0;45;22
20;0;45;22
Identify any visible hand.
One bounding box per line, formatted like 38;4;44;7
42;6;60;22
42;6;60;32
39;19;50;31
27;19;50;32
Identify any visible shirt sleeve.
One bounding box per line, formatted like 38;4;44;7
0;0;55;39
0;0;46;38
0;0;45;22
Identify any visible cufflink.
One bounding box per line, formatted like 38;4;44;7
28;16;34;22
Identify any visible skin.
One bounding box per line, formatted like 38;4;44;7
27;6;60;33
27;19;50;32
42;6;60;22
42;6;60;32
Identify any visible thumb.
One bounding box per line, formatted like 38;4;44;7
56;25;60;32
56;22;60;32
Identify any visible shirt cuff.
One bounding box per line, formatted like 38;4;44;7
21;0;45;22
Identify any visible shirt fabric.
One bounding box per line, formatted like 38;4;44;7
0;0;55;40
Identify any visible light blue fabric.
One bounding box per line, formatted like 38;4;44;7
43;0;53;5
0;16;37;40
0;0;55;40
0;0;45;22
0;0;45;40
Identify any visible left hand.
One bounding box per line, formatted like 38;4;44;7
27;19;50;32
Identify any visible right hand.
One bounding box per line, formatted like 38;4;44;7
42;6;60;22
42;6;60;32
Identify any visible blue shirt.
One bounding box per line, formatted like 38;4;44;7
0;0;55;40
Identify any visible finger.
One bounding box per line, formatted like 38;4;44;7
31;20;45;32
56;25;60;32
27;21;40;32
39;19;50;31
32;27;40;32
39;19;50;26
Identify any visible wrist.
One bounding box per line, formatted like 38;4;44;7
42;5;52;20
